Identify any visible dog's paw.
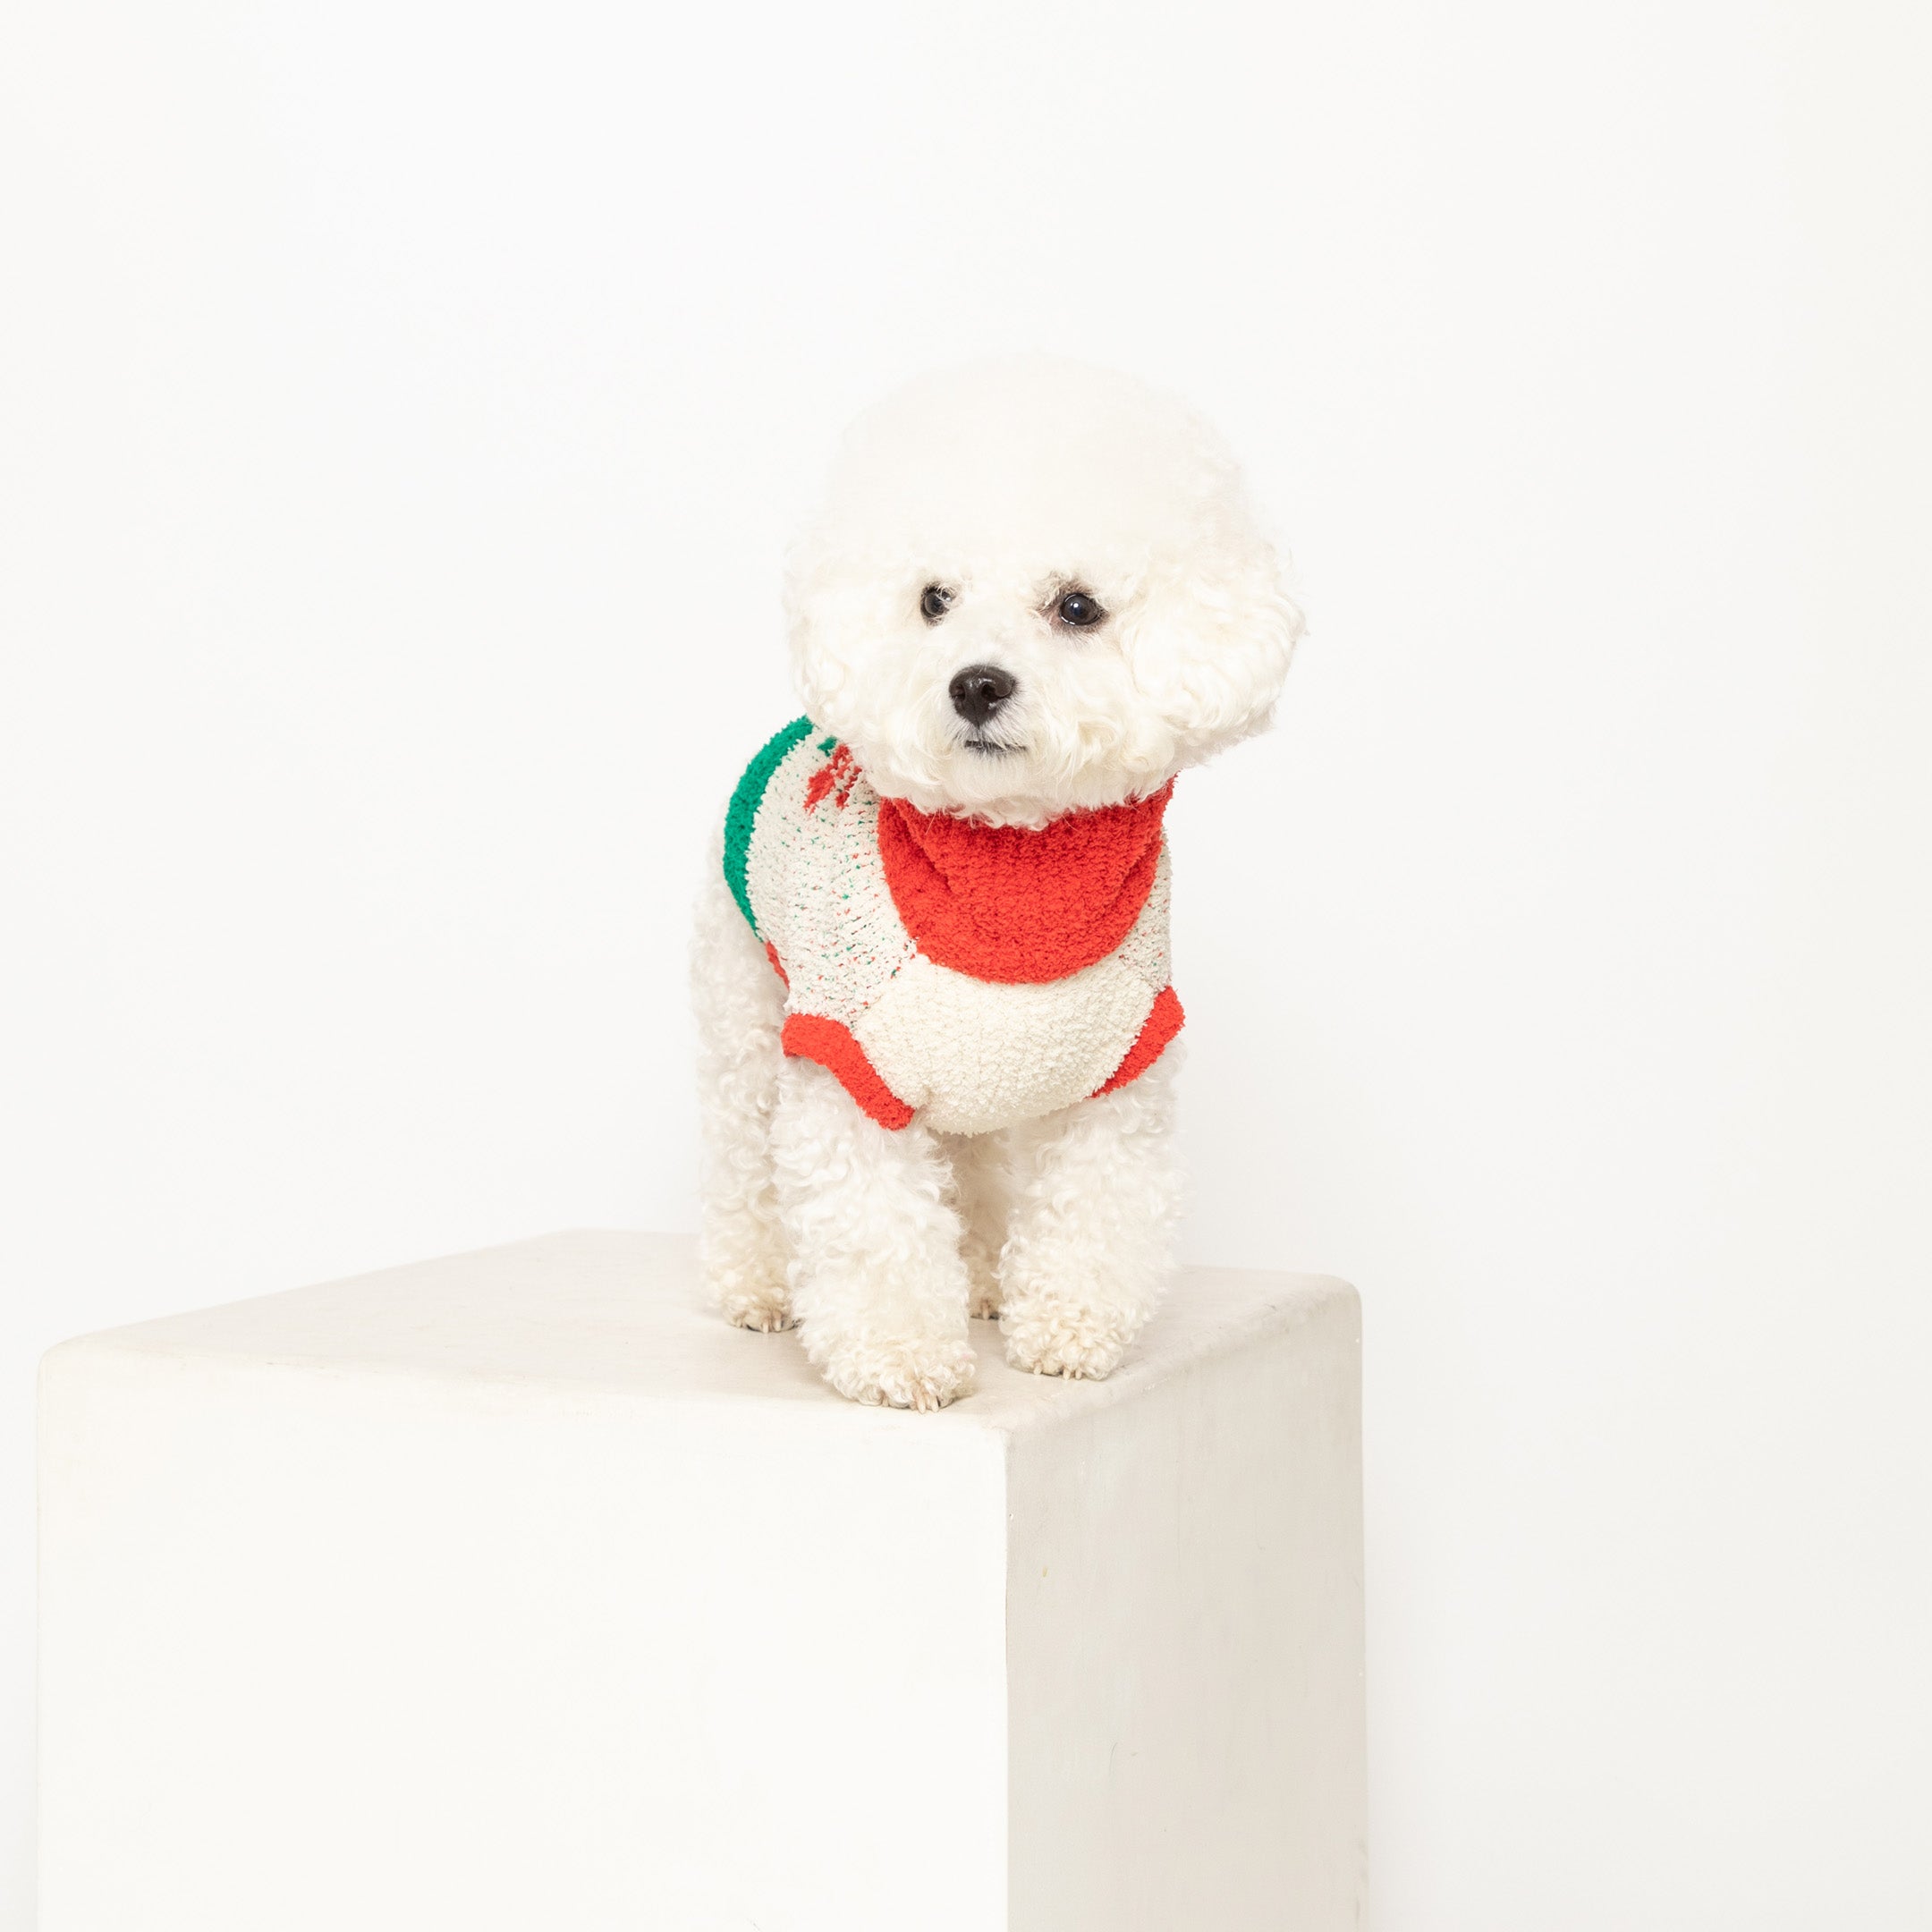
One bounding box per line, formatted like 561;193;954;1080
714;1275;793;1333
967;1278;1003;1320
1001;1301;1135;1382
724;1299;793;1333
822;1337;978;1411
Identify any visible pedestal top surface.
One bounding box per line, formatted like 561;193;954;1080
50;1231;1354;1436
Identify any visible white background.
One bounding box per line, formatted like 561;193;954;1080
3;1;1928;1925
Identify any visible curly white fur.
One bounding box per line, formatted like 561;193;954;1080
784;357;1301;827
691;835;792;1335
693;356;1297;1408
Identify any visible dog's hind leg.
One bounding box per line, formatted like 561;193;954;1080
770;1059;977;1410
945;1129;1013;1319
691;850;792;1331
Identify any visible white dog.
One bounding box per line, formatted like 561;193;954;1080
691;357;1300;1409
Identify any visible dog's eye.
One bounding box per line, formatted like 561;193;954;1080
919;584;953;623
1055;589;1105;628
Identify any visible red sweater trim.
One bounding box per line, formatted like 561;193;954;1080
780;1013;916;1130
1093;985;1184;1097
876;781;1174;986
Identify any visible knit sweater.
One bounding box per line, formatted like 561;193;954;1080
723;718;1183;1134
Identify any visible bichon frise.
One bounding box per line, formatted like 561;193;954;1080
692;357;1300;1409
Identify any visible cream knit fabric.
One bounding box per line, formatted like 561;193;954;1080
725;721;1179;1136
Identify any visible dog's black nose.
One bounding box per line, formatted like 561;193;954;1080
949;664;1017;726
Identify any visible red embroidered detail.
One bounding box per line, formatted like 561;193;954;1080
876;781;1174;985
781;1013;915;1130
764;941;789;986
804;743;860;813
1093;985;1184;1096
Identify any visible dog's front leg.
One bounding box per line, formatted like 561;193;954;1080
769;1058;977;1410
998;1054;1183;1381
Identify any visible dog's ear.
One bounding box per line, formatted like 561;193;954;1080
782;530;917;741
1117;551;1302;764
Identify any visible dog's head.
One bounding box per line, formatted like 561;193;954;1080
784;357;1301;826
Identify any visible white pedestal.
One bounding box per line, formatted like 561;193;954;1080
38;1231;1364;1930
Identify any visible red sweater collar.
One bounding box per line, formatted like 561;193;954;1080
875;782;1173;986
